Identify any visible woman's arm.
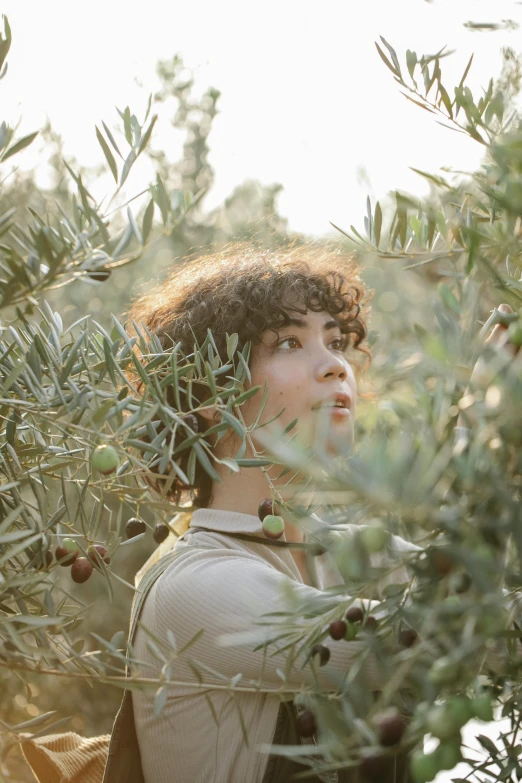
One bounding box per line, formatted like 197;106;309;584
327;524;422;600
153;548;391;694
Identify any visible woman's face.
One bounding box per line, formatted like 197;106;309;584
239;309;358;455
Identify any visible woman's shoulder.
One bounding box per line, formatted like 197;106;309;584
156;541;276;594
153;541;295;619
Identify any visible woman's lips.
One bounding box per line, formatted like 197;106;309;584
329;407;350;419
312;406;351;419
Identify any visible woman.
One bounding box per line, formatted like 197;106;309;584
126;240;421;783
20;240;512;783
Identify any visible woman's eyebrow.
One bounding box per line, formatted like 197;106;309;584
284;317;341;332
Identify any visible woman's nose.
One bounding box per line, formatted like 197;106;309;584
316;351;347;381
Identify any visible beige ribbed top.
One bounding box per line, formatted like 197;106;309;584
132;508;420;783
19;509;521;783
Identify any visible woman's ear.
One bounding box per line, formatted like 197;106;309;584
195;406;222;450
190;385;222;425
196;405;221;424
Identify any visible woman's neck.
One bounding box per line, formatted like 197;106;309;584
206;468;306;543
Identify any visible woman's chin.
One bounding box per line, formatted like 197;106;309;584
325;424;355;455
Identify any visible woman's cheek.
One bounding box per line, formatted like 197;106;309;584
239;395;266;429
289;410;316;451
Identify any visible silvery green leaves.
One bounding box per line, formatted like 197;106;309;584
0;299;272;686
0;17;37;169
98;104;158;189
0;56;198;311
0;129;38;165
332;40;522;295
0;303;265;531
113;319;269;481
375;38;509;145
0;15;11;78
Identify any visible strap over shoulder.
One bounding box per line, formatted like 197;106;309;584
127;542;216;650
102;542;214;783
128;548;182;648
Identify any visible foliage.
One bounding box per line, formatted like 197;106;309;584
1;14;522;783
0;16;292;779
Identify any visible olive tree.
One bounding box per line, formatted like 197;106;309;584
2;13;522;783
257;36;522;783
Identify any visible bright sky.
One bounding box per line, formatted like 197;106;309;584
2;0;522;239
3;4;521;774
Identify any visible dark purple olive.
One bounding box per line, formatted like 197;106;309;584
329;620;347;641
87;544;111;567
296;709;316;738
71;557;93;584
87;269;111;282
364;615;379;631
431;548;455;575
375;708;406;746
310;644;330;667
345;606;364;624
153;523;170;544
258;497;279;521
399;627;418;648
360;751;389;780
55;545;77;566
126;518;146;539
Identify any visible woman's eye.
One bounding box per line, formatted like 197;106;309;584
278;336;300;350
277;336;347;351
332;338;348;351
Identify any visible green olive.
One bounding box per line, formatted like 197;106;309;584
91;444;119;475
426;705;461;741
410;749;439;783
428;656;460;686
262;514;285;540
445;696;473;730
343;621;357;641
434;740;462;771
507;320;522;347
471;693;494;722
360;524;389;553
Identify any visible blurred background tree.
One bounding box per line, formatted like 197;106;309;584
0;52;292;338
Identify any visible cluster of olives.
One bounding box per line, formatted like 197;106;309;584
411;692;494;782
297;691;493;781
91;446;170;544
297;610;382;739
51;518;170;585
55;537;110;584
257;497;327;554
257;498;284;539
125;517;170;544
327;606;380;642
296;705;408;759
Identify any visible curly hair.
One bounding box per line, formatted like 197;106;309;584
124;239;372;509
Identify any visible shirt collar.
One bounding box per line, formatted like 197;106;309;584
189;507;329;538
189;508;265;535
